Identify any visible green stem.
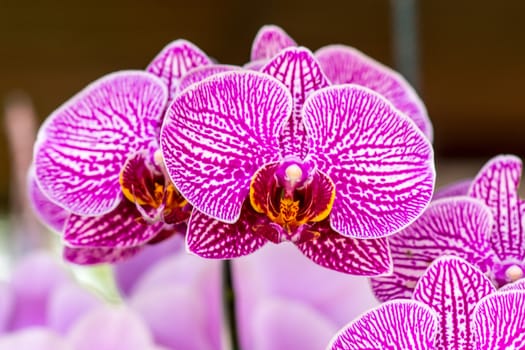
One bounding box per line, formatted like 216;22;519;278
222;259;240;350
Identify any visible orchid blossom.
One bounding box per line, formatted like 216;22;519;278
31;40;211;264
330;256;525;349
160;46;435;274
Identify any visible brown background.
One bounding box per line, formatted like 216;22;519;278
1;0;524;211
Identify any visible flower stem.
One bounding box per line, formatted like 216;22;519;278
222;259;240;350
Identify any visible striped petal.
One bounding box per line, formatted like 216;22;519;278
146;39;211;100
262;47;330;158
186;207;268;258
296;225;392;275
28;168;69;232
34;71;168;216
316;45;433;140
302;85;435;238
433;178;472;200
499;278;525;292
328;300;438;350
64;199;164;248
161;71;292;223
251;25;297;61
468;155;525;261
413;256;496;350
371;197;494;301
64;245;142;265
178;65;240;92
474;291;525;349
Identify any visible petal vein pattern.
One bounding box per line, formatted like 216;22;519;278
34;71;168;216
302;85;434;238
161;71;293;223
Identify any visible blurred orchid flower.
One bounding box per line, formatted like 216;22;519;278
330;256;525;349
247;25;433;140
30;40;211;264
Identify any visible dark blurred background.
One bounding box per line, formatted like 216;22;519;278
1;0;524;212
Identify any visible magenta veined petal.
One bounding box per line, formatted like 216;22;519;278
474;291;525;349
63;245;143;265
250;25;297;61
432;178;472;200
186;208;267;259
302;85;435;238
178;65;240;92
296;231;392;276
34;71;168;216
413;256;496;350
315;45;433;141
371;197;495;301
468;154;525;261
28;167;69;233
161;71;292;223
262;47;330;158
64;199;164;248
499;278;525;292
328;300;438;350
146;39;211;100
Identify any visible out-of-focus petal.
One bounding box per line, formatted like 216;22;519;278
432;178;472;200
34;71;168;216
161;71;292;223
186;208;267;258
178;65;240;92
28;168;69;232
302;85;434;238
296;227;392;275
328;300;438;350
250;298;337;350
67;306;157;350
64;199;163;248
261;47;329;158
371;197;494;301
315;45;432;140
146;39;211;100
413;256;495;350
0;329;73;350
474;291;525;349
0;282;13;333
250;25;297;61
468;155;525;261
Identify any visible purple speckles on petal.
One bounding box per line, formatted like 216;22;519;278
328;300;438;350
302;85;434;238
146;39;211;100
474;291;525;349
64;199;164;248
34;71;168;216
413;256;496;350
63;245;143;265
250;25;297;61
468;155;525;261
262;47;330;158
161;71;292;223
178;65;240;92
186;208;267;258
371;197;495;301
315;45;433;140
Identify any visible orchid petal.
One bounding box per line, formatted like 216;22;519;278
0;329;74;350
186;207;267;258
371;197;494;301
64;199;164;248
178;64;240;92
146;39;211;100
315;45;433;140
328;300;438;350
28;168;69;232
413;256;496;350
302;85;434;238
468;155;525;261
251;25;297;61
34;71;168;216
296;226;392;275
474;291;525;349
244;59;266;71
433;178;472;200
262;47;329;158
499;278;525;292
161;71;292;222
63;245;143;265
